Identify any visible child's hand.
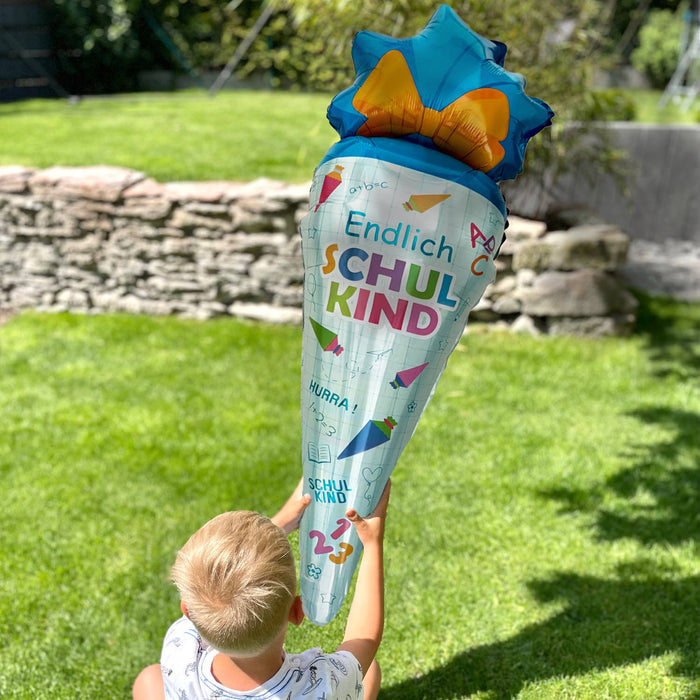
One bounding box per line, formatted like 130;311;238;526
346;479;391;547
271;478;311;535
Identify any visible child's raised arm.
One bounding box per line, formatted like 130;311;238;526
271;478;311;535
337;480;391;677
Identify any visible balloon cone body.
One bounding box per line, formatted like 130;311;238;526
299;142;506;625
298;3;552;626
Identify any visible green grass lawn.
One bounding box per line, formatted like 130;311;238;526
0;294;697;699
0;88;697;187
0;90;337;183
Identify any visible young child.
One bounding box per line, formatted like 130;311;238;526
132;478;390;700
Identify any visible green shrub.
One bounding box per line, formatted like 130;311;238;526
631;8;684;89
584;89;638;121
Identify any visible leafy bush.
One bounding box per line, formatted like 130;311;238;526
51;0;142;93
584;89;638;121
631;8;684;88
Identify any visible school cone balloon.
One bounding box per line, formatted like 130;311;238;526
299;4;553;625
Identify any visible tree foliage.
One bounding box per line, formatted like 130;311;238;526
52;0;275;93
50;0;633;201
631;6;685;87
52;0;141;92
272;0;625;201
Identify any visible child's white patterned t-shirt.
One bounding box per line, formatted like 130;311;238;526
160;616;364;699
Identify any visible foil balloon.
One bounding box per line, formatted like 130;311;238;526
299;4;553;626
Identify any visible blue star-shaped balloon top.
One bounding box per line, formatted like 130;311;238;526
327;4;553;182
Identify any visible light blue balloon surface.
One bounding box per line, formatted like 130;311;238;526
299;141;506;625
298;4;552;626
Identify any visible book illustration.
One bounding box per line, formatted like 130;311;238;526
307;443;332;464
390;362;429;389
403;193;451;212
338;416;397;459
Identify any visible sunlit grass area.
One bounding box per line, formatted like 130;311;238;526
0;90;337;182
0;294;697;699
1;87;696;189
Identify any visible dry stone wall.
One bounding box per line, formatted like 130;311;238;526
473;217;639;336
0;165;638;335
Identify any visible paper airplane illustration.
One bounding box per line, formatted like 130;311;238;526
314;165;344;211
390;362;429;389
310;317;344;356
338;416;397;459
403;194;451;212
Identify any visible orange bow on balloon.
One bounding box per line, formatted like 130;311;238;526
352;50;510;173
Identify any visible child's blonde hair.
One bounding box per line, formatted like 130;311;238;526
171;510;296;656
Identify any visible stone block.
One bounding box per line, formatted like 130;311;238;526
267;182;311;205
515;268;537;287
224;178;288;203
0;166;34;193
169;208;233;232
62;201;118;219
510;314;542;336
215;253;255;276
519;270;639;317
59;234;104;256
513;225;629;272
233;207;289;233
119;198;173;221
183;201;230;217
491;294;521;315
55;288;91;310
250;255;304;286
505;215;547;241
223;232;288;255
236;197;291;219
274;285;304;307
228;302;302;325
30;166;144;202
162;181;238;203
546;314;636;337
122;178;165;199
219;279;262;302
22;242;58;274
490;274;517;297
10;277;55;307
178;301;227;320
543;203;608;230
162;237;198;258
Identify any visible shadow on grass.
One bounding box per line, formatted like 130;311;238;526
543;295;699;547
632;291;700;383
544;406;699;547
382;296;700;699
381;570;699;699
